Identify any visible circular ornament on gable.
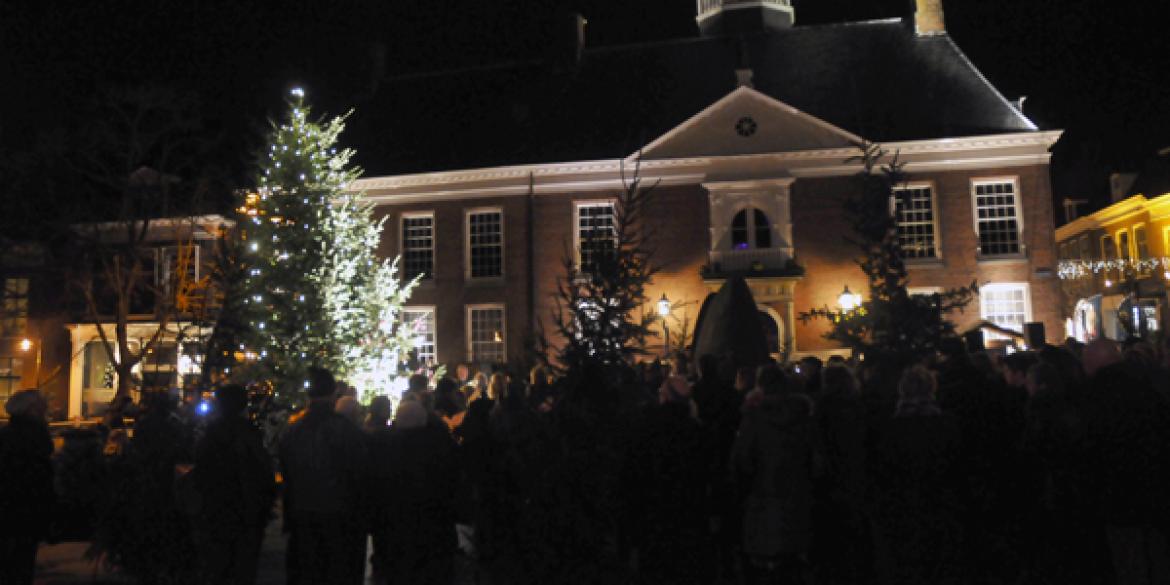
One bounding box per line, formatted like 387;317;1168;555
735;116;758;137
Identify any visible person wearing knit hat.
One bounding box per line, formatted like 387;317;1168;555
0;389;54;585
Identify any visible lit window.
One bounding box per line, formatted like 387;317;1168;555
981;283;1030;341
974;181;1022;256
0;356;24;406
894;185;938;259
467;210;503;278
402;307;437;364
467;305;506;365
1102;234;1117;283
0;277;29;336
575;202;616;273
730;208;772;250
1135;225;1150;276
402;213;434;280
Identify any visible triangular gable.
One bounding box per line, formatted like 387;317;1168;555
639;86;863;159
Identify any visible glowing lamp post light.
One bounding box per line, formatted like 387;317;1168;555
657;293;671;357
837;286;862;312
19;338;41;389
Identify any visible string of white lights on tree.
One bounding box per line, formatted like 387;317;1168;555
233;88;420;405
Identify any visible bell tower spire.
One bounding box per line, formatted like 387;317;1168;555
697;0;794;37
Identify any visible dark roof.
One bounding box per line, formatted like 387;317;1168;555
347;17;1036;176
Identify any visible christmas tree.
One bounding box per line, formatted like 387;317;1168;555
230;88;419;404
545;164;660;375
800;142;977;364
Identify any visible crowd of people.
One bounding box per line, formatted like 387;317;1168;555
3;334;1170;585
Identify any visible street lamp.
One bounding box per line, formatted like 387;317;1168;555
657;293;671;357
20;338;41;389
838;286;862;312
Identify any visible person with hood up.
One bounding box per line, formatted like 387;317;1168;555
732;365;819;584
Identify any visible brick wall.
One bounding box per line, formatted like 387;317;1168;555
791;164;1061;351
375;163;1062;365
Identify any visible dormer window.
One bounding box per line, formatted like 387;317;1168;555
731;208;771;250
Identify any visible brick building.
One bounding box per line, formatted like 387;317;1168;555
351;0;1067;367
352;0;1063;369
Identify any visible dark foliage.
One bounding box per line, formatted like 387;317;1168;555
544;162;660;375
800;142;977;363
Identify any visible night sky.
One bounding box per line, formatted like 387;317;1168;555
2;0;1166;219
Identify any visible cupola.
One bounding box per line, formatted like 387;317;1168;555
697;0;794;37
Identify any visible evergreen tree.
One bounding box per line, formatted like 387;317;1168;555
800;142;977;363
545;164;660;375
229;89;418;404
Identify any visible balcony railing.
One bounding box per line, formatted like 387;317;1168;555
698;0;789;16
703;248;802;278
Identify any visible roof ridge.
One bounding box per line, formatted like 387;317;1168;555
938;35;1039;132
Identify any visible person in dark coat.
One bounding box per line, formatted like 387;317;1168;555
1081;339;1170;585
627;374;711;585
869;365;965;585
381;400;459;584
0;389;55;585
192;384;276;585
732;365;819;584
364;394;394;584
279;367;370;585
1019;361;1100;585
812;365;869;584
691;354;740;578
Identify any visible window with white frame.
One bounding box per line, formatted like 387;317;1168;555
973;181;1022;256
0;356;24;407
575;202;616;273
402;307;437;364
1;277;29;336
731;208;772;250
467;209;503;278
402;213;434;280
894;185;938;259
467;305;506;364
981;283;1030;340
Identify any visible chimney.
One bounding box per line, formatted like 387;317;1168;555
914;0;946;36
735;68;754;88
1110;172;1138;203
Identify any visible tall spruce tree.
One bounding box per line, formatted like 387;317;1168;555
231;89;418;404
800;142;977;363
546;165;660;375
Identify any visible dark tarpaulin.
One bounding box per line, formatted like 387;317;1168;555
691;276;771;367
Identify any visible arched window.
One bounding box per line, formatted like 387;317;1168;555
731;208;772;250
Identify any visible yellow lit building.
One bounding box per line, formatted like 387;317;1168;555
1056;183;1170;341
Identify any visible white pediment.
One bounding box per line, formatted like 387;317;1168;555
639;86;863;159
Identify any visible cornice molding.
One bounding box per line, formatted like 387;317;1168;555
353;130;1063;205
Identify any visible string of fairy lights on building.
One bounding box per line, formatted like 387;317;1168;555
1058;257;1170;280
